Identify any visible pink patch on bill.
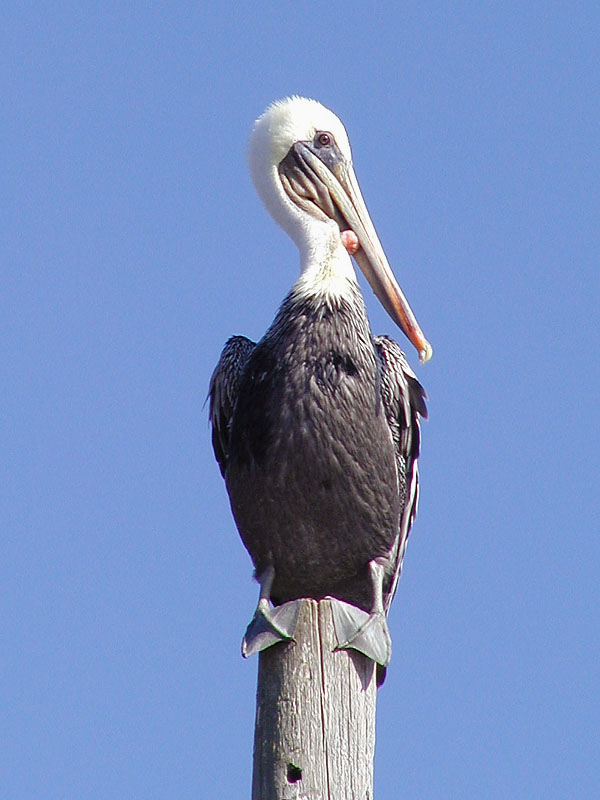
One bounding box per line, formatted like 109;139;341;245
340;229;360;255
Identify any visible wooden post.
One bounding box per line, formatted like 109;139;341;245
251;598;377;800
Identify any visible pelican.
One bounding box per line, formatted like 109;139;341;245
209;97;430;670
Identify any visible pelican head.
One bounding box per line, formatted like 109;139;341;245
248;96;432;363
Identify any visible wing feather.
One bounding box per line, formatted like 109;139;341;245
374;335;427;612
208;335;256;476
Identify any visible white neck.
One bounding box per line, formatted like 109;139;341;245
248;110;359;302
292;218;358;301
250;159;358;301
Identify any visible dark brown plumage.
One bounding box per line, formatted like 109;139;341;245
209;284;426;613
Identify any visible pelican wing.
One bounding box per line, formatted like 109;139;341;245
208;335;256;476
374;335;428;612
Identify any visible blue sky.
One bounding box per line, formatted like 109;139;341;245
3;2;599;797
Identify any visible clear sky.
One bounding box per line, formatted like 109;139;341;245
3;2;599;797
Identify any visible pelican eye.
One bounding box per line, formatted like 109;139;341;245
316;131;332;147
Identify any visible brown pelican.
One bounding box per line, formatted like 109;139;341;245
209;97;430;670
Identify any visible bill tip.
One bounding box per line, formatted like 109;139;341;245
418;341;433;364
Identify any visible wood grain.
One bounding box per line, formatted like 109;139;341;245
252;598;377;799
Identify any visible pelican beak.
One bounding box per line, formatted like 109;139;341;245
282;143;433;364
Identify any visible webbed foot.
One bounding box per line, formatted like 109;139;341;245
242;598;301;657
330;599;392;667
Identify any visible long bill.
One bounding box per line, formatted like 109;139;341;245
297;145;433;364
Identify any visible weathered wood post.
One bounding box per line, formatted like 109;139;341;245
251;598;377;800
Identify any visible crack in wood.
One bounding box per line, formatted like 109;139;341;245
251;598;376;800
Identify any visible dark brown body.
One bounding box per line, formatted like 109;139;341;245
210;282;425;612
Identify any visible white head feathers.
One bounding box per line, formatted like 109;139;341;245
249;96;351;171
247;97;353;259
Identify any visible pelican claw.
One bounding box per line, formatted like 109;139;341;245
241;599;301;657
330;598;392;667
